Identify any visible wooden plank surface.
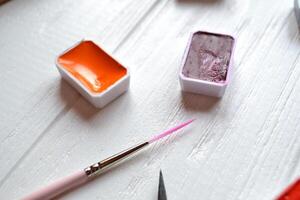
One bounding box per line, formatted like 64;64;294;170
0;0;300;199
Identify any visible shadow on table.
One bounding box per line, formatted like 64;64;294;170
287;9;300;44
59;79;100;120
181;91;220;112
59;79;131;121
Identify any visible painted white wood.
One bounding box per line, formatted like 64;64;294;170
0;0;300;199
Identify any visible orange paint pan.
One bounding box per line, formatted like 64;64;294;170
56;40;130;108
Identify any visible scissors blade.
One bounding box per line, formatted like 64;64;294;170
158;170;167;200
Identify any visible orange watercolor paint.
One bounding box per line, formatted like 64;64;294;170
57;41;127;93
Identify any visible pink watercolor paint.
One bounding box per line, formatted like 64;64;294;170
149;119;195;143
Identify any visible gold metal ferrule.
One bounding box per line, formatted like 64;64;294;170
84;141;149;178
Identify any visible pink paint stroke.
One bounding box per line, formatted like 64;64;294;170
148;119;195;144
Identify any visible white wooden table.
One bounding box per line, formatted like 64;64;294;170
1;0;300;199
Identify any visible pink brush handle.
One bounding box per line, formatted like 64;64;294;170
22;170;88;200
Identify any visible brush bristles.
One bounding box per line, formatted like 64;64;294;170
148;119;195;144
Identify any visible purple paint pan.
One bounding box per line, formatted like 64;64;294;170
179;31;235;97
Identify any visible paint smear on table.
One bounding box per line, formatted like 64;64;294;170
57;41;127;93
182;32;234;83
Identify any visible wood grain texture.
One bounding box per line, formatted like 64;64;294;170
0;0;300;199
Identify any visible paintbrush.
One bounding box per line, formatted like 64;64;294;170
22;119;194;200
